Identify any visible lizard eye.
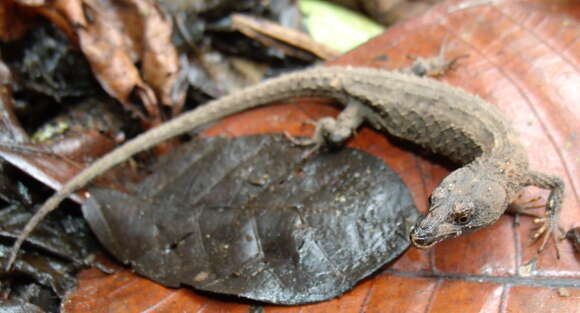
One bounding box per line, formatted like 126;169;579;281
453;212;471;225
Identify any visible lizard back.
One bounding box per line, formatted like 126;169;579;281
221;66;528;168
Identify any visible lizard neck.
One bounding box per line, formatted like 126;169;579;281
476;135;529;201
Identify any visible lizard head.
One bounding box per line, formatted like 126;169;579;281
409;164;508;249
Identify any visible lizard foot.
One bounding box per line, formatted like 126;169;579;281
523;171;565;259
507;194;544;218
283;119;320;146
405;39;468;77
284;114;357;158
284;131;322;159
531;214;561;259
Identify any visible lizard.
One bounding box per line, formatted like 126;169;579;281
5;55;565;271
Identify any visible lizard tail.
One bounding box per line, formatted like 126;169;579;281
5;192;69;270
5;67;374;271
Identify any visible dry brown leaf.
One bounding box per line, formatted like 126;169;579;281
58;0;158;121
136;0;185;113
18;0;183;123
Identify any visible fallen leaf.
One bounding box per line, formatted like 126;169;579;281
83;134;419;304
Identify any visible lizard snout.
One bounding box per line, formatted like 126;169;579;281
409;223;438;248
409;220;459;249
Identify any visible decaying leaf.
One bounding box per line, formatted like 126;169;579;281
0;204;97;264
0;69;126;203
0;244;77;297
12;0;184;122
83;134;419;304
1;23;99;102
0;199;100;303
0;301;47;313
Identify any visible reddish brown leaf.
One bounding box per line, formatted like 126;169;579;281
0;0;33;41
0;130;119;204
63;0;580;312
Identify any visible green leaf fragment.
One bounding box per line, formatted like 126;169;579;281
299;0;385;53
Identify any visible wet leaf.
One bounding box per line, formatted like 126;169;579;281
0;204;96;263
0;301;46;313
0;196;100;310
0;244;77;297
83;134;419;304
1;23;99;102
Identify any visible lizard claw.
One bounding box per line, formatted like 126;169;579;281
284;116;348;159
508;194;544;217
283;131;323;159
284;131;316;146
521;171;564;260
531;214;561;259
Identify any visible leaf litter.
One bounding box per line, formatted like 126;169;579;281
12;0;183;124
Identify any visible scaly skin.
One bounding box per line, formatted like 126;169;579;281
6;66;565;270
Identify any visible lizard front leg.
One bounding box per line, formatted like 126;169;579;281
290;42;460;152
523;170;565;258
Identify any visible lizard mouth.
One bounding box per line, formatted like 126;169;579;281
409;234;440;249
409;229;459;249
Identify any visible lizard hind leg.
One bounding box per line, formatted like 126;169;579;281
523;171;565;259
403;38;468;78
285;100;366;156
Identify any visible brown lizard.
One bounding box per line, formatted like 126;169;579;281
5;61;565;270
